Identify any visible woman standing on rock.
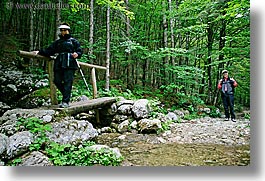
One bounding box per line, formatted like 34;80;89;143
217;70;238;122
35;23;83;108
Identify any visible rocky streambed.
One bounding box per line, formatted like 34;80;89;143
96;117;250;166
0;98;250;166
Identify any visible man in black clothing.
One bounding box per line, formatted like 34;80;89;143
36;23;83;108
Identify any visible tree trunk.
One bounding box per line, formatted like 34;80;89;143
105;5;110;91
168;0;175;83
206;21;214;104
29;1;34;67
55;0;61;40
162;1;168;86
214;5;227;105
89;0;94;62
48;0;62;105
125;0;132;89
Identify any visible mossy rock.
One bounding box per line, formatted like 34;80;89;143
17;88;51;108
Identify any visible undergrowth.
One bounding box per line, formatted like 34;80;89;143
10;117;123;166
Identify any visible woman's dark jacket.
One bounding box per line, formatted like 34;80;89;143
38;34;82;70
220;77;236;95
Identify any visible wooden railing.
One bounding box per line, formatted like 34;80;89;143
17;50;106;105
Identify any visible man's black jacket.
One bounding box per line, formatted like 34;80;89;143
38;34;82;70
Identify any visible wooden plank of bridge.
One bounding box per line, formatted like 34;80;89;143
55;97;117;116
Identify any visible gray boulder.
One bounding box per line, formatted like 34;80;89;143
132;99;151;120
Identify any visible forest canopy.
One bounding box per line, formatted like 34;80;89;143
0;0;250;109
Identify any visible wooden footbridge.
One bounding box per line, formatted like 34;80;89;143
54;97;117;115
18;51;115;122
18;50;108;102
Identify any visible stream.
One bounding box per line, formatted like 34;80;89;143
96;118;250;166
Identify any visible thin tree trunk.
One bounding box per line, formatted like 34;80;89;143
29;2;34;52
168;0;175;83
89;0;94;62
214;7;227;105
125;0;132;89
49;0;62;105
55;0;61;40
185;32;190;65
142;22;148;87
162;1;168;86
105;5;110;91
206;21;214;104
176;0;182;66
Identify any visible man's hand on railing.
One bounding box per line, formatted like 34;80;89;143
31;51;39;54
72;52;78;59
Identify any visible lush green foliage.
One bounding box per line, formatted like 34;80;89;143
244;112;250;120
45;141;123;166
157;120;174;135
0;0;250;110
13;117;124;166
17;117;51;151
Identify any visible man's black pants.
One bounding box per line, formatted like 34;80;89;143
53;69;75;104
221;93;235;119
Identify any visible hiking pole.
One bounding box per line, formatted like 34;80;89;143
76;60;90;92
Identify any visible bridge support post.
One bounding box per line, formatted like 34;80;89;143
91;67;100;124
48;60;58;105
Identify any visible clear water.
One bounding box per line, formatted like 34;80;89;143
96;133;250;166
